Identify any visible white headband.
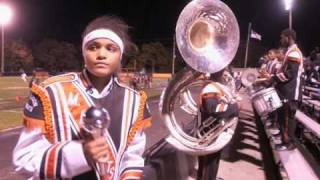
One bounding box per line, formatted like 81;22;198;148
82;29;124;55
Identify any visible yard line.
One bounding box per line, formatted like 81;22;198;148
0;109;22;113
1;87;29;90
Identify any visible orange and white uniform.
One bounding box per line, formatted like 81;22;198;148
13;70;151;180
200;82;239;119
272;44;303;100
266;58;282;75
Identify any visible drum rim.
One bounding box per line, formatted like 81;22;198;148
251;87;277;98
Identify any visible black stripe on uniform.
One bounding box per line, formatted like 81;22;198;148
55;143;68;178
68;114;81;140
39;147;50;179
118;91;136;166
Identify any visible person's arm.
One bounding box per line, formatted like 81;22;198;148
202;95;239;118
13;129;91;179
272;52;301;83
272;61;299;83
216;102;239;118
13;86;91;179
119;102;151;180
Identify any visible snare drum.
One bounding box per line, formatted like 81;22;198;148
251;87;282;116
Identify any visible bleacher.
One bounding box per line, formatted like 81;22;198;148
262;115;319;180
256;82;320;180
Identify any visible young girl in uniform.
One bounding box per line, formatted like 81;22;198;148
13;15;151;180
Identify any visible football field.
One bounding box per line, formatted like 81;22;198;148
0;76;29;130
0;76;164;130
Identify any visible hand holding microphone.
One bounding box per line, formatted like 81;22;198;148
82;106;113;176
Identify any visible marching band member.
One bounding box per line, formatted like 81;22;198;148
267;29;303;151
13;15;151;179
259;49;282;79
197;71;239;180
259;54;269;69
259;51;272;76
264;50;283;129
267;49;282;75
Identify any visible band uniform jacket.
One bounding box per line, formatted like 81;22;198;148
200;82;239;120
266;58;282;75
272;44;304;101
12;70;152;180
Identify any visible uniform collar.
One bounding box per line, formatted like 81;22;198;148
80;69;115;98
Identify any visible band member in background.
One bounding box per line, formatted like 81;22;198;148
13;15;151;179
197;71;239;180
277;48;286;63
267;49;282;75
259;50;272;75
259;49;282;79
19;69;28;83
233;71;242;91
259;53;269;68
268;29;303;151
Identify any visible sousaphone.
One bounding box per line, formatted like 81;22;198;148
160;0;240;155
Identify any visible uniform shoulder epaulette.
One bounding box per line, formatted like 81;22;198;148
40;73;77;88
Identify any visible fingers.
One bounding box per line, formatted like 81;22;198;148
83;137;110;163
93;148;110;163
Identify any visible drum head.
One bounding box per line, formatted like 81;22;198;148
241;68;259;87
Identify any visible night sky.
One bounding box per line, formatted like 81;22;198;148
3;0;320;55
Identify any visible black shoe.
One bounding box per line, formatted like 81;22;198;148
273;133;281;138
275;144;287;151
275;143;296;151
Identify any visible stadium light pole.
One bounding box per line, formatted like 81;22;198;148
0;4;13;75
284;0;293;30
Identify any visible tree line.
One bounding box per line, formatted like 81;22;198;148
3;39;177;74
4;38;266;75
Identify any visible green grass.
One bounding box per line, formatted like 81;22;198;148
0;77;29;130
0;76;30;87
0;89;29;101
0;77;30;101
0;109;24;130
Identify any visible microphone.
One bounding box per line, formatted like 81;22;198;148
82;106;111;175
